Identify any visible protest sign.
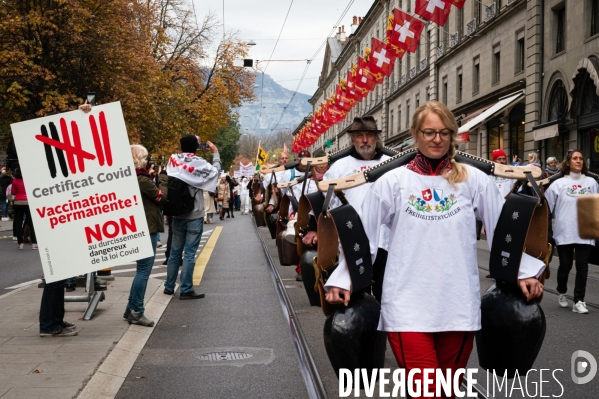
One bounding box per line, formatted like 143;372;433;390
11;102;153;282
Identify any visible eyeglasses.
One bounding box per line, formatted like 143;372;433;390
419;128;453;141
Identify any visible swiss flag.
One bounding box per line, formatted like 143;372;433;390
335;84;354;111
369;37;395;77
415;0;451;27
346;70;364;101
355;57;377;90
389;8;425;53
421;189;433;202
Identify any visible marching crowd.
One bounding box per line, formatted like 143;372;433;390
1;100;596;397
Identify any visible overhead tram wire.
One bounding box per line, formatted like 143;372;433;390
271;0;464;133
270;0;355;132
251;0;295;132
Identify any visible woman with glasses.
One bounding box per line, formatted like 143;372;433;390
325;101;545;396
545;150;598;314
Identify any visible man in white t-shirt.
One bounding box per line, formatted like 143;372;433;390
305;116;391;300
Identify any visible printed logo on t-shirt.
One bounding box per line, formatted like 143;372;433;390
566;184;592;197
406;188;461;220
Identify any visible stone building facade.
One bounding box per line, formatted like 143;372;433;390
304;0;599;171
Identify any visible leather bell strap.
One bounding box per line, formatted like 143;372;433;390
489;193;540;285
364;149;417;182
301;162;311;196
326;204;374;293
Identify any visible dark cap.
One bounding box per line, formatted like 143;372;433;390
298;150;311;158
347;116;381;133
180;135;199;153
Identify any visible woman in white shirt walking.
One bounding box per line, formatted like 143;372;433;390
325;101;545;396
545;150;598;314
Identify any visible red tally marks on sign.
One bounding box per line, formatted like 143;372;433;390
415;0;452;27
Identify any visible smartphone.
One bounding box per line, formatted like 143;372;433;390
198;142;209;150
87;92;96;106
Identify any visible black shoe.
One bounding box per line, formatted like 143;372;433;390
162;259;168;265
164;288;174;295
65;284;76;292
94;282;107;291
123;308;131;319
226;215;230;218
62;321;76;330
296;274;303;282
231;214;234;218
179;291;205;300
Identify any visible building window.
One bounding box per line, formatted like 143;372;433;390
389;111;393;139
457;69;463;103
515;32;525;74
492;48;500;85
426;86;431;102
442;20;449;49
473;56;480;95
415;93;420;109
555;5;566;53
398;105;402;131
473;0;481;28
442;76;448;104
592;0;599;36
406;100;410;128
407;0;411;13
426;30;431;59
457;8;464;40
509;103;525;161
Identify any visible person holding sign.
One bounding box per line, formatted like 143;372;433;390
124;145;168;326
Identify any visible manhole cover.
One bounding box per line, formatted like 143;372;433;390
197;352;253;362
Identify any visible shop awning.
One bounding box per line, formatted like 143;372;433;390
458;92;524;135
533;123;560;141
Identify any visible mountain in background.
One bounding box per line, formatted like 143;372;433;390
236;72;312;136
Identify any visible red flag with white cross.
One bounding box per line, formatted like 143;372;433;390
369;37;396;77
389;8;425;53
415;0;452;27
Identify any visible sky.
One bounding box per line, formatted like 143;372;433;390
192;0;375;96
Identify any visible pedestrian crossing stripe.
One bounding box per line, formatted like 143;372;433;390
192;226;222;286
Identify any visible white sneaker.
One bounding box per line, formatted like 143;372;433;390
18;244;23;250
573;301;589;314
32;244;38;250
12;236;17;241
558;294;569;308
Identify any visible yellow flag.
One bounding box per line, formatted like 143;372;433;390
257;146;268;166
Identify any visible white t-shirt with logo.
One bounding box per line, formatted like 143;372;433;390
263;169;294;205
323;154;392;250
545;174;598;246
325;165;545;332
490;175;515;198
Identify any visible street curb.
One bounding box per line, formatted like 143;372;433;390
77;282;177;399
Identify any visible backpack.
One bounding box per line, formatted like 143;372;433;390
163;177;197;216
6;184;14;201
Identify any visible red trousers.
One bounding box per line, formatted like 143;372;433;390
387;331;475;399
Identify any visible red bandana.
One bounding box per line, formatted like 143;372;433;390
406;152;452;176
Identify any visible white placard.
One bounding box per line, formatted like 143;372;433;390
11;102;153;282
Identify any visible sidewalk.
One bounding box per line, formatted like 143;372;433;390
0;276;172;398
0;218;13;234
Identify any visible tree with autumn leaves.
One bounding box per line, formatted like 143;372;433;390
0;0;255;157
